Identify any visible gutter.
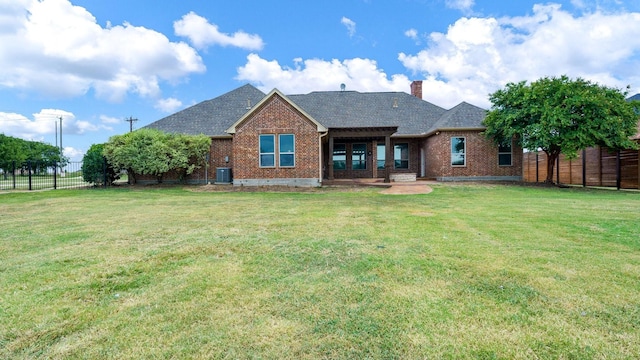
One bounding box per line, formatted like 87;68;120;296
418;126;487;138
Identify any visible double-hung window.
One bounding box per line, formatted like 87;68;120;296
498;140;512;166
279;134;295;167
260;134;295;168
451;137;466;166
259;134;275;167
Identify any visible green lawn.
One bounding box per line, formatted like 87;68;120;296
1;184;639;359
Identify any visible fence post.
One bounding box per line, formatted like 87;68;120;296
582;149;586;187
53;161;57;190
535;153;539;183
616;150;621;190
12;160;16;189
28;160;32;191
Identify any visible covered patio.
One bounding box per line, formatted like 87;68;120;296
325;126;399;183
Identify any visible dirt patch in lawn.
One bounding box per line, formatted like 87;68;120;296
189;181;433;195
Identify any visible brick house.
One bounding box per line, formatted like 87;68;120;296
145;81;522;186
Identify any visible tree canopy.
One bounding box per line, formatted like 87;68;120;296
103;129;211;183
483;75;639;183
0;134;66;176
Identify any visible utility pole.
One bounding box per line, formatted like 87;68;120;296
59;116;63;155
125;116;138;132
59;116;63;177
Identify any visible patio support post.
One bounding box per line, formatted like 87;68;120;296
328;134;334;180
384;135;392;183
372;140;378;179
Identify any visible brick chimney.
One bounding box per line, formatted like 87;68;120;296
410;80;423;99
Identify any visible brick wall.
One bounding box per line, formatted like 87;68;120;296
232;94;321;184
423;130;522;180
207;138;233;181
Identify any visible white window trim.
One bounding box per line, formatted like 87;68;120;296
278;134;295;168
259;134;275;168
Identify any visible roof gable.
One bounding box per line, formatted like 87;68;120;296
429;102;487;133
226;89;327;134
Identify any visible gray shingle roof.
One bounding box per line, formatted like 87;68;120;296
430;102;487;132
627;93;640;102
145;84;265;137
144;84;488;137
288;91;447;135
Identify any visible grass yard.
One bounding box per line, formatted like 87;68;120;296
1;184;639;359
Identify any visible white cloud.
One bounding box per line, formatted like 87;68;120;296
0;0;205;102
399;4;640;107
174;12;264;50
155;97;183;113
405;28;419;41
0;109;109;142
236;54;410;94
341;16;357;37
445;0;475;14
62;146;85;161
100;115;121;125
570;0;586;9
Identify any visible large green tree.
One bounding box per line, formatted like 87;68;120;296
103;128;211;184
484;75;639;183
0;134;66;177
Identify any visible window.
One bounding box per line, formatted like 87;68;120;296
377;144;385;169
394;143;409;169
259;134;275;167
451;137;466;166
352;143;367;170
498;140;512;166
279;134;295;167
333;144;346;170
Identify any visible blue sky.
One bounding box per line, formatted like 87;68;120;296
2;0;640;160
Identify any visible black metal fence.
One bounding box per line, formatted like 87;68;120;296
0;160;107;191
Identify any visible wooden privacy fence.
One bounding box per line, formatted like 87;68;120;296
523;147;640;189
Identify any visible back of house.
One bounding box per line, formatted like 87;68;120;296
144;81;523;186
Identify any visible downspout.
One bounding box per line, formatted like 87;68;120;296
319;131;329;185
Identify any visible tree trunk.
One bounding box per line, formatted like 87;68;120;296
128;169;136;185
545;151;559;184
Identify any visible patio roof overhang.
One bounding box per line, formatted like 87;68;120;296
327;126;398;140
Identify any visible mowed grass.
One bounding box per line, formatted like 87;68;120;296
1;184;639;359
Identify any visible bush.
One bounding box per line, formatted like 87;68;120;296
81;143;118;185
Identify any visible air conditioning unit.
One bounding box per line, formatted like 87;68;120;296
216;167;232;184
